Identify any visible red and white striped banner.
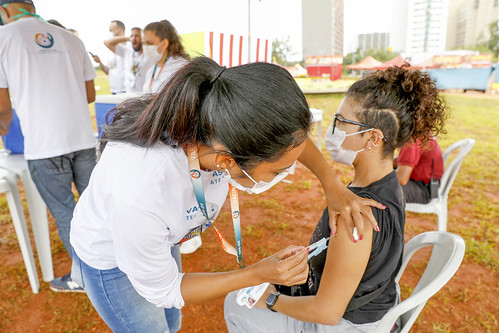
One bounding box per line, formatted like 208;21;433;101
206;32;271;67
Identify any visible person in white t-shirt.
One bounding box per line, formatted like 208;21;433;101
104;26;154;93
69;57;384;332
0;0;97;292
91;20;126;94
142;20;189;94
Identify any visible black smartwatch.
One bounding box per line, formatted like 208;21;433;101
265;292;281;312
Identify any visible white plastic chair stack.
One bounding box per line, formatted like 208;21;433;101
406;138;475;231
0;169;40;293
374;231;465;333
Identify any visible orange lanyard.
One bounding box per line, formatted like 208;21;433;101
183;144;246;268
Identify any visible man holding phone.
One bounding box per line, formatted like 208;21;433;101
0;0;97;292
91;20;126;94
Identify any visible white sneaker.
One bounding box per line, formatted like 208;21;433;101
179;235;202;254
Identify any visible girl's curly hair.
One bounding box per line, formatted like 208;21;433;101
346;64;448;157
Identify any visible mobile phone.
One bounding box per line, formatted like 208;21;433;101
88;51;95;57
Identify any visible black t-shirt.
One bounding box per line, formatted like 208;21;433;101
283;171;405;324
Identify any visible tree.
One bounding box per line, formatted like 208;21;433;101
272;36;295;65
344;48;399;66
343;48;400;74
486;20;499;55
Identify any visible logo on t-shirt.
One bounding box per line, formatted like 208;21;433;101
34;33;54;48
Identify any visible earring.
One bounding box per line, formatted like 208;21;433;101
216;164;220;168
373;142;379;147
368;145;371;150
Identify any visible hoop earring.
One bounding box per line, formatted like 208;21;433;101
373;142;379;147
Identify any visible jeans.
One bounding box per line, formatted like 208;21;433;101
27;148;96;256
71;246;182;333
224;291;381;333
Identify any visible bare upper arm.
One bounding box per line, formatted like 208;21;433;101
396;165;413;186
104;39;117;53
313;215;373;322
0;88;13;135
85;80;95;104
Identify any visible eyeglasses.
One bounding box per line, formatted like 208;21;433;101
332;114;388;142
332;114;372;134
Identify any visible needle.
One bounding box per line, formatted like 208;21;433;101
306;236;332;252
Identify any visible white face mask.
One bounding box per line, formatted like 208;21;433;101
325;123;372;166
143;44;162;63
225;163;294;195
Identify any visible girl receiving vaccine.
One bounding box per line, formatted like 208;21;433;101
224;65;448;333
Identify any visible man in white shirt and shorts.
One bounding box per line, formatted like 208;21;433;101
0;0;97;292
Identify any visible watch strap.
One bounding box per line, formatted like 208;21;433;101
266;292;281;312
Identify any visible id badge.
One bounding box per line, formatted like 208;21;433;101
236;282;270;308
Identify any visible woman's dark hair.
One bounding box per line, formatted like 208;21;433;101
101;57;312;169
346;64;448;157
144;20;190;60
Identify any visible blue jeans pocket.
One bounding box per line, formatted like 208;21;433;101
29;156;73;176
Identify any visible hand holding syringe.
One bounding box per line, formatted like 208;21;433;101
236;227;359;308
307;227;358;259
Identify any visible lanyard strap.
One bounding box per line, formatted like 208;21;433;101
186;144;246;268
149;54;170;93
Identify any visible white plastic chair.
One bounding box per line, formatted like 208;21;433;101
374;231;465;333
0;169;40;293
287;108;324;179
309;108;323;150
405;138;475;231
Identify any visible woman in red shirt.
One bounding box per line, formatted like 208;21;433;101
395;138;444;203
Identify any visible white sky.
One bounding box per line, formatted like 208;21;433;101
35;0;393;62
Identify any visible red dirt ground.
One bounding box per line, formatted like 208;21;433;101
0;163;497;332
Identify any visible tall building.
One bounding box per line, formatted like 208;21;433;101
302;0;344;57
358;32;390;52
390;0;450;53
446;0;499;50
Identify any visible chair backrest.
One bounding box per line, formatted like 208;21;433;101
374;232;465;333
438;139;475;200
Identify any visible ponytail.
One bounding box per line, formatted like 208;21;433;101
346;64;448;157
101;57;312;169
